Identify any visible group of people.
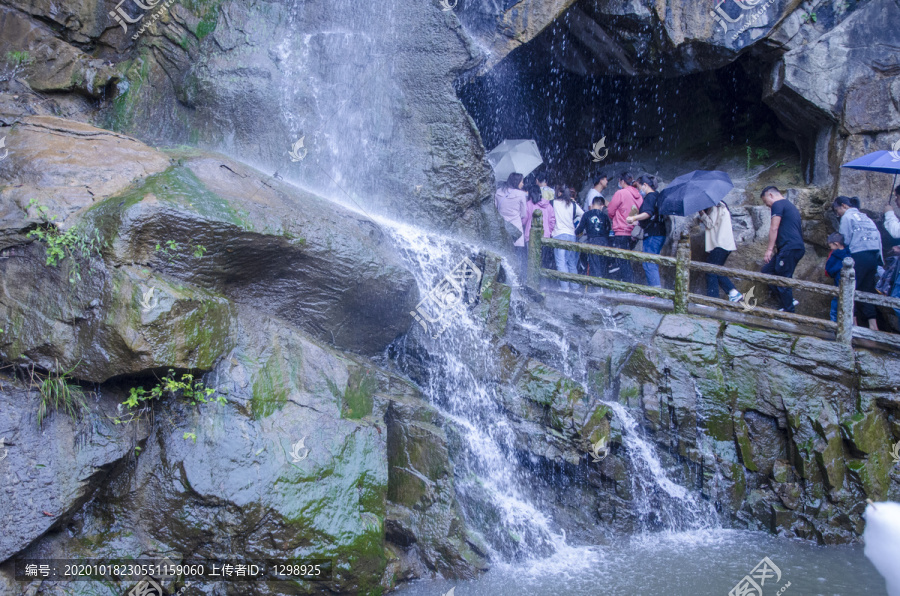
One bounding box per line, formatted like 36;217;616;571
495;169;900;330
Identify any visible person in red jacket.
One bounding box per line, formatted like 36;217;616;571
606;172;643;283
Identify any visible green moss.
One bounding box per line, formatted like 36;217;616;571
251;355;289;420
734;414;758;472
85;166;250;237
619;385;640;403
327;369;377;420
181;0;223;40
107;55;151;132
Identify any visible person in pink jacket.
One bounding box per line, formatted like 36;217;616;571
494;172;528;275
606;172;643;283
525;185;556;273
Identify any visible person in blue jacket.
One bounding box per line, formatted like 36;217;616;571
824;233;851;322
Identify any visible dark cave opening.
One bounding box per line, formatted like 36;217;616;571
457;24;798;187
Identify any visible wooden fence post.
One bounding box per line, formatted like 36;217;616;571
836;257;855;345
526;210;543;291
673;232;691;314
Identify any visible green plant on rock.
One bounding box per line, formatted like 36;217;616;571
1;50;33;83
746;146;772;171
117;369;224;424
29;361;89;428
192;243;207;258
155;239;179;263
26;200;104;284
802;11;817;22
183;431;197;443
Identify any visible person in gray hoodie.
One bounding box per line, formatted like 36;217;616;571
833;196;883;330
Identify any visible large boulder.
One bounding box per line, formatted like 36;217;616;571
3;308;485;595
0;117;418;364
764;0;900;201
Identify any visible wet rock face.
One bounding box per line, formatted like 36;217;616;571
0;115;481;591
0;377;147;563
0;0;495;233
0;117;418;365
497;296;899;544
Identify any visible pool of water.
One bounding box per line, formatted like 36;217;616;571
395;530;887;596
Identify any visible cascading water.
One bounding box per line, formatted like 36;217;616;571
605;401;716;532
378;215;716;570
383;218;573;563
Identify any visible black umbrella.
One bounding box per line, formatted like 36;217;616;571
658;170;734;216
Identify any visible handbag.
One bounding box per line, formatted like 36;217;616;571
631;222;645;240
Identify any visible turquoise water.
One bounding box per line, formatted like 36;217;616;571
395;529;888;596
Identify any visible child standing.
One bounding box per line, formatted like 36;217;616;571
575;196;611;278
825;232;852;322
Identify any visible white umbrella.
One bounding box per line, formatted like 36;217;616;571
486;139;543;183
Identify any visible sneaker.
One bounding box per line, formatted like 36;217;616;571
728;291;743;303
777;299;800;312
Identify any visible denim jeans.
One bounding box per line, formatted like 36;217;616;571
642;235;665;287
705;247;737;298
554;234;578;291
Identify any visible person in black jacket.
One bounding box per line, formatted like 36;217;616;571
575;196;611;278
626;174;665;287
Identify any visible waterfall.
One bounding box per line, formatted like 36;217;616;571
381;216;717;571
605;401;717;532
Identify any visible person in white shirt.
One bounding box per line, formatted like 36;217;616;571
536;172;555;203
551;185;584;292
583;174;608;212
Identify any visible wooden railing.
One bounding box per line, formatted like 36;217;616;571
526;210;900;347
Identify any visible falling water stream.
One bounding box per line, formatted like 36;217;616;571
259;3;885;592
375;220;885;596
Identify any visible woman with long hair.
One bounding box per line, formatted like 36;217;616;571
494;172;528;276
606;172;643;283
525;185;556;273
550;184;584;292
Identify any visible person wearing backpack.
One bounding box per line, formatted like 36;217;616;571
833;195;882;330
626;174;665;287
551;184;584;292
575;195;611;279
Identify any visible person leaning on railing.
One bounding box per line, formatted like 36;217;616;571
833;195;882;331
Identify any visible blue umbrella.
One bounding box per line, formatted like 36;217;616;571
658;170;734;216
841;148;900;204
